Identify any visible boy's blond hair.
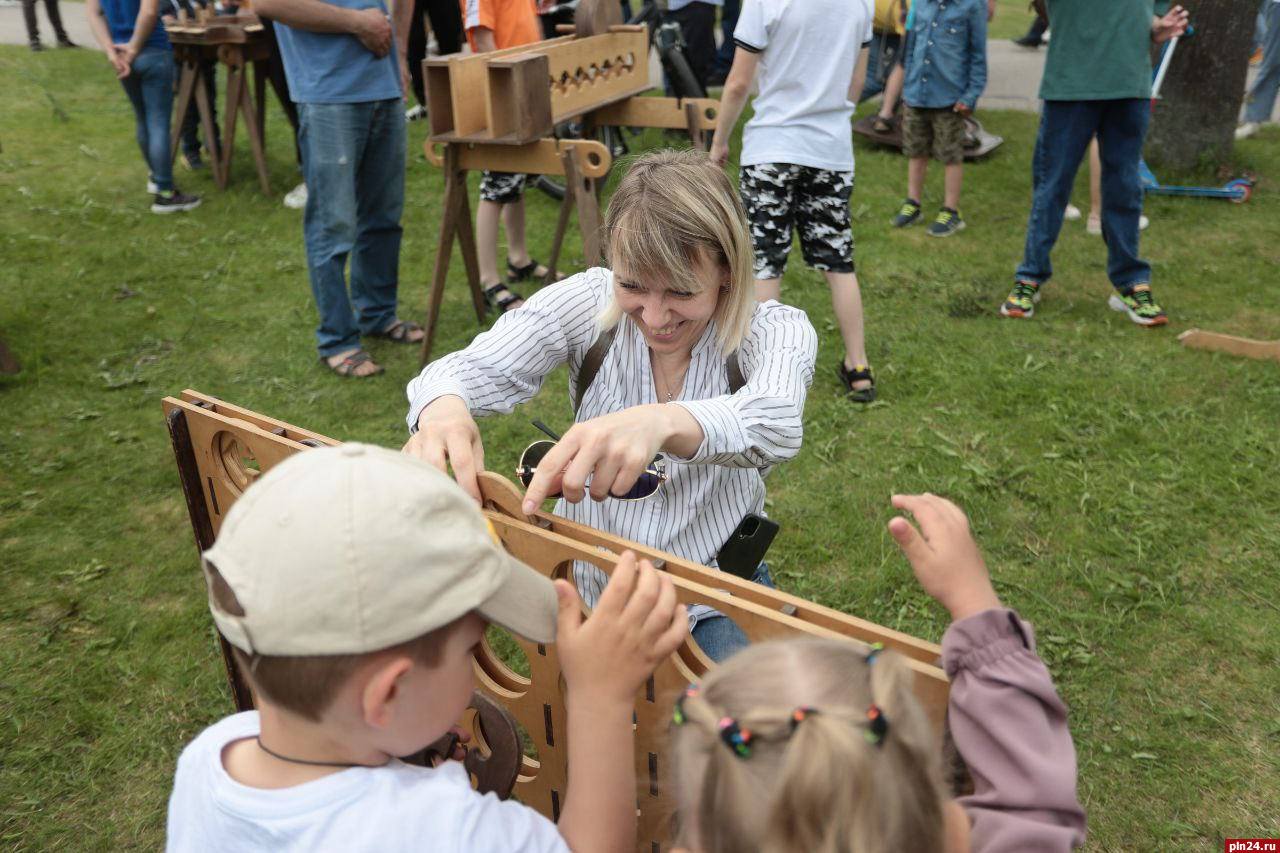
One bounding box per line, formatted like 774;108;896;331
668;636;947;853
598;149;757;355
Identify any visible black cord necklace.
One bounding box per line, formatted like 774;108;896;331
255;737;384;769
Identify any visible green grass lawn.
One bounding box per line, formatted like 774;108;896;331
3;41;1279;851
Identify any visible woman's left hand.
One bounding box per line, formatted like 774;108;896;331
522;405;698;513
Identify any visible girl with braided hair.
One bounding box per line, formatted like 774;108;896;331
667;493;1088;853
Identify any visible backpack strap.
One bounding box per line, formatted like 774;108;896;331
574;326;618;415
573;325;747;415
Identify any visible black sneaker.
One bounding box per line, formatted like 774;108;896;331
927;207;965;237
891;198;922;228
30;40;45;52
151;189;203;214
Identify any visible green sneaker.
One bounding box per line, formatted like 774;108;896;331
891;198;922;228
1000;280;1040;318
928;207;966;237
1108;283;1168;326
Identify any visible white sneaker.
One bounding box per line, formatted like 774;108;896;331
147;177;159;194
405;104;427;122
283;182;308;209
1235;121;1260;140
1087;214;1148;235
1064;203;1082;221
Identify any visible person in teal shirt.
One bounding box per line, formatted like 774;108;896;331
1001;1;1187;327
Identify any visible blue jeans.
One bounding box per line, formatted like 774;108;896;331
298;99;406;357
1016;99;1151;293
120;47;175;193
1245;0;1280;124
711;0;739;77
690;563;775;662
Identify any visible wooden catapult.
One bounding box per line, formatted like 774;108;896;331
165;10;275;194
162;390;957;851
418;15;719;365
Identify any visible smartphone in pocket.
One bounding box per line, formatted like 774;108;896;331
716;513;780;579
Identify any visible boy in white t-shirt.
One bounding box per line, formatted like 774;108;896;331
166;443;687;852
711;0;877;402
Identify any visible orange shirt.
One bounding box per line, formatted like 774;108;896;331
461;0;541;50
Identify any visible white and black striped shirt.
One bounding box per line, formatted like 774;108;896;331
406;268;817;621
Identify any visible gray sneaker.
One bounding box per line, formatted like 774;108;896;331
891;198;922;228
152;189;202;214
927;207;965;237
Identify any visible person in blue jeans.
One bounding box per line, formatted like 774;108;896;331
254;0;424;377
1237;0;1280;140
1001;0;1187;327
85;0;202;213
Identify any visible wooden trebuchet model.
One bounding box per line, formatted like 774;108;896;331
163;390;953;852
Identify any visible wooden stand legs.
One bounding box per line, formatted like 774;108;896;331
420;147;486;367
220;44;272;195
170;46;226;187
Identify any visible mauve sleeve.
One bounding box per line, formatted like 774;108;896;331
942;608;1087;852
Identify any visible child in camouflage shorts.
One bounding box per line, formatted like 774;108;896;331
890;0;987;237
710;0;878;402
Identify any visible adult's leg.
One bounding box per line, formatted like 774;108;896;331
1014;100;1099;285
136;48;177;192
350;97;407;337
299;102;366;360
42;0;70;43
711;0;739;79
669;1;717;90
1244;1;1280;124
1095;98;1151;291
424;0;462;55
21;0;40;46
408;0;427;107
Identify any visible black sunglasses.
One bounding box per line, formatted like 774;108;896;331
515;421;668;502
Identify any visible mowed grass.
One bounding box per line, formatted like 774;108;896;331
3;38;1279;851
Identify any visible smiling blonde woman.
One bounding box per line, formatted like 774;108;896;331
404;149;818;660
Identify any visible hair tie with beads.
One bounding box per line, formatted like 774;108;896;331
718;716;753;758
672;684;699;726
789;706;820;733
866;642;884;665
864;703;889;747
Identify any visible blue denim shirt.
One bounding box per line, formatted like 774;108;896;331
902;0;987;110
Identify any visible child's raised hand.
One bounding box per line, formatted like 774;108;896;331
554;551;687;708
887;493;1001;622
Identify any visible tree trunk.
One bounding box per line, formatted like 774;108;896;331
1145;0;1256;171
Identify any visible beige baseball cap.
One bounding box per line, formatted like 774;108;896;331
202;443;558;655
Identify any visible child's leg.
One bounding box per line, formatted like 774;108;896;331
137;50;177;192
908;156;927;202
476;198;503;286
943;160;963;210
755;277;781;302
824;270;869;370
738;163;797;305
795;167;870;377
501;193;534;268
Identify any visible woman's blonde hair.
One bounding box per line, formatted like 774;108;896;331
598;149;756;354
668;637;948;853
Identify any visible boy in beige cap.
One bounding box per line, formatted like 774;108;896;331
166;443;687;852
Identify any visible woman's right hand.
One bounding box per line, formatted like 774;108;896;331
402;395;486;502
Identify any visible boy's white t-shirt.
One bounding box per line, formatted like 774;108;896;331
166;712;569;853
734;0;875;172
